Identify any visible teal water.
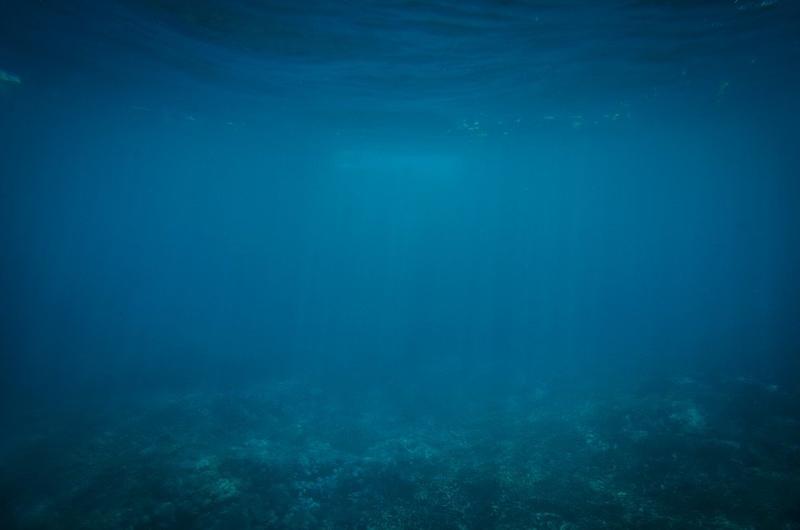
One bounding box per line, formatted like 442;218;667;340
1;1;799;528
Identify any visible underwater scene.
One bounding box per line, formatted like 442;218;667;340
1;1;799;528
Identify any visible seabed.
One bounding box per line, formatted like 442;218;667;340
1;375;798;529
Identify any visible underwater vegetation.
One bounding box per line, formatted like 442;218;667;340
2;375;798;529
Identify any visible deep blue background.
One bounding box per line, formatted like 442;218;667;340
1;0;799;405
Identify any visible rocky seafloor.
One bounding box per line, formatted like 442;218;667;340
1;375;799;529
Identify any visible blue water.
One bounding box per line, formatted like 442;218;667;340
1;1;799;528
